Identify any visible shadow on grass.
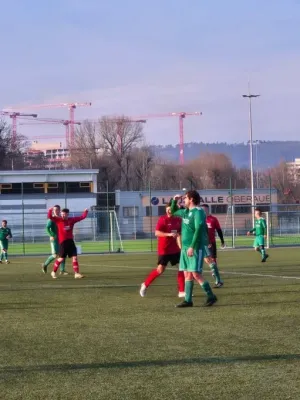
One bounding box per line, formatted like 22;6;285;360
1;354;300;375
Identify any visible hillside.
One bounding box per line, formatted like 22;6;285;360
152;141;300;169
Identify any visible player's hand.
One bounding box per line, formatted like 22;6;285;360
6;235;11;239
174;194;182;201
247;231;251;236
50;236;55;241
187;247;194;257
168;232;177;238
208;244;212;248
84;208;89;212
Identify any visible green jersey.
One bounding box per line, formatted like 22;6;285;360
250;218;267;236
170;200;206;250
46;219;57;240
0;227;12;241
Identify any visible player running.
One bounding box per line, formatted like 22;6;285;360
47;207;88;279
42;205;67;275
247;207;269;262
171;191;217;308
139;202;185;298
201;204;224;288
0;220;12;264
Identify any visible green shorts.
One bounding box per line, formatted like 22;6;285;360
253;235;265;248
50;239;59;255
0;240;8;251
179;247;204;273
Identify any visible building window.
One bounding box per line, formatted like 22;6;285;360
211;205;228;214
48;183;58;189
158;206;166;216
1;184;12;190
145;206;152;217
66;182;91;193
79;182;90;188
235;205;251;214
123;207;139;218
33;183;44;189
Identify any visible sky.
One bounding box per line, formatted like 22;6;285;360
1;0;300;146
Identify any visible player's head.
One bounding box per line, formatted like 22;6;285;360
53;205;61;216
166;199;172;216
201;204;210;215
1;220;7;227
61;208;69;219
255;207;262;218
184;190;200;208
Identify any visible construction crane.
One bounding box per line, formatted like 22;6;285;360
3;102;91;146
19;117;81;147
0;110;38;149
132;112;202;165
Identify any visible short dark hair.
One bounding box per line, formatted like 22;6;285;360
202;204;209;208
61;208;69;213
255;207;262;214
53;205;60;209
2;220;7;224
186;190;200;206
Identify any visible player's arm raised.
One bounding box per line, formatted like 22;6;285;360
170;196;185;217
70;209;89;223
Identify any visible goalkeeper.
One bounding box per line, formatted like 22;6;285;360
171;191;217;308
42;205;67;274
247;207;269;263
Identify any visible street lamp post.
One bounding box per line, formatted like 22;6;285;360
242;91;260;227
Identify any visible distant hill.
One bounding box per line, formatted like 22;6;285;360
151;141;300;169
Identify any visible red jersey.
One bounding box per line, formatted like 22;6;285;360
206;215;221;243
48;209;88;244
156;215;181;255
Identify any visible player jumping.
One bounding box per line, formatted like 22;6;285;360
247;207;269;262
47;207;88;279
139;202;185;298
0;220;12;264
42;205;67;275
201;204;224;288
171;191;217;308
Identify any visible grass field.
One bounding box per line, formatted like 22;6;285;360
7;234;300;255
1;248;300;399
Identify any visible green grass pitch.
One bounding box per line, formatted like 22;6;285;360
1;248;300;399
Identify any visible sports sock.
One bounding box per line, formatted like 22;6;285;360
177;271;185;292
44;255;55;267
184;280;194;303
144;269;160;287
53;260;62;273
60;259;66;272
3;252;8;261
0;252;3;261
201;281;214;298
73;260;79;273
209;262;222;284
261;248;266;259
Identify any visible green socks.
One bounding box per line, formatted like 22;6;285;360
201;281;214;298
3;252;8;261
209;262;222;284
60;260;66;272
185;280;194;303
261;248;266;259
44;255;55;267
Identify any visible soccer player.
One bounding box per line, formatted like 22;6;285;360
47;207;88;279
42;205;67;275
0;220;12;264
171;191;217;307
139;202;184;297
247;207;269;262
201;204;224;288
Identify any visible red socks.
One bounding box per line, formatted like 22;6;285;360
144;269;160;287
53;260;62;273
73;260;79;273
177;271;185;292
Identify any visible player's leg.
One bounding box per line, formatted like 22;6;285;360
209;242;223;287
176;250;194;307
140;256;168;297
42;240;56;273
0;241;3;262
51;242;66;278
170;253;185;297
69;241;84;278
1;240;9;263
258;236;268;262
190;249;217;306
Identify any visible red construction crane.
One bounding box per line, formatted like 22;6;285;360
19;117;81;147
132;112;202;164
0;110;38;149
3;102;91;146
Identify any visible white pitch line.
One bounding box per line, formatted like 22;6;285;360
222;271;300;280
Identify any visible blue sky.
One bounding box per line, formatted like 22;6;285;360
1;0;300;145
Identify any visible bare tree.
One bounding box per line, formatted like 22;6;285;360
70;120;100;168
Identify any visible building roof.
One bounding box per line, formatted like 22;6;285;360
0;169;99;176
